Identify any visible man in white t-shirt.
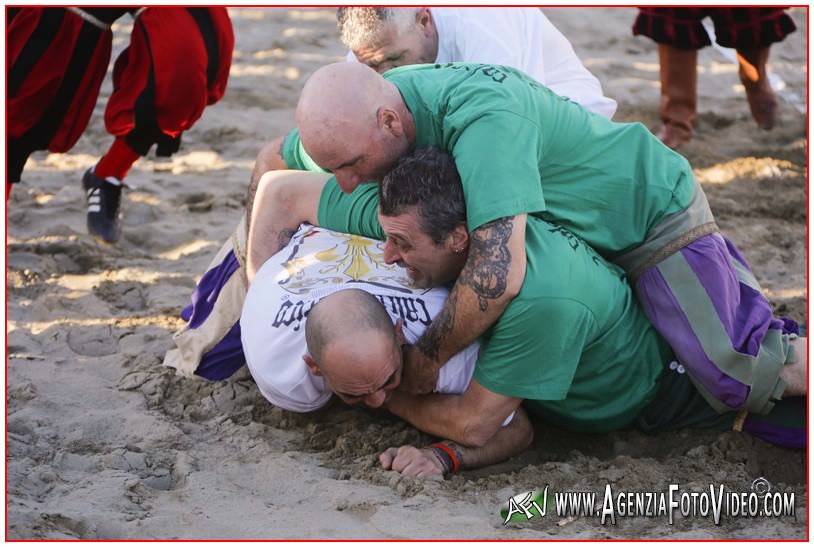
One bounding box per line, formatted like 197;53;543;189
249;7;615;183
338;7;617;118
241;224;479;413
241;224;533;477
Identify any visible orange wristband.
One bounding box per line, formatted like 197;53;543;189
430;442;461;474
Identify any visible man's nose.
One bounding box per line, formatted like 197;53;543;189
334;171;361;193
364;390;386;409
383;238;400;264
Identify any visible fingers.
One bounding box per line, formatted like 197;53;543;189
379;447;398;470
380;445;443;478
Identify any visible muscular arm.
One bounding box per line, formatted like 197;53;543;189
245;170;332;282
386;376;522;447
379;405;533;477
403;214;527;393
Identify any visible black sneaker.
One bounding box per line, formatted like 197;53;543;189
82;167;123;244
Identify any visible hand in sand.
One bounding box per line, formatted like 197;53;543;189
379;446;445;479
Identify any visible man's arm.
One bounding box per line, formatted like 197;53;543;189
246;170;332;282
401;214;527;393
379;405;533;478
386;376;522;447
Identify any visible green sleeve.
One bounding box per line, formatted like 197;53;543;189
281;128;329;173
317;179;385;240
451;111;547;231
473;295;595;401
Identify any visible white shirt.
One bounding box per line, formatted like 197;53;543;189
241;225;480;413
348;7;617;118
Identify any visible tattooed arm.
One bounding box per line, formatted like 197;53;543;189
401;214;527;394
246;170;333;283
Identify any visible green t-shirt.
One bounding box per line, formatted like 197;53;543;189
318;182;674;432
285;62;696;258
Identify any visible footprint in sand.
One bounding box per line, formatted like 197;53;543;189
10;234;111;275
66;325;119;357
178;192;215;213
94;281;148;311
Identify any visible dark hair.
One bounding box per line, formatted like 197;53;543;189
379;146;466;245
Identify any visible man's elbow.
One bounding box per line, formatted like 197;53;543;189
460;418;500;448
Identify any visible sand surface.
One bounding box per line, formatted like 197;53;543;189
6;7;808;539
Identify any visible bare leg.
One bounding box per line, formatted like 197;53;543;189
250;135;289;185
246;134;289;240
736;47;778;130
656;44;697;149
780;336;807;397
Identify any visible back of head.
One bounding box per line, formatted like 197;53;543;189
305;288;395;372
337;7;419;50
379;146;467;245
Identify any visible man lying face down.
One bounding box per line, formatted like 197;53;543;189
242;147;804;479
240;224;532;479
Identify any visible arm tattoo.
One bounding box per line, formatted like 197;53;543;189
460;216;513;311
416;216;514;362
417;286;457;361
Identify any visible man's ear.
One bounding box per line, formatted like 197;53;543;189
416;7;433;35
303;354;322;376
449;224;469;253
394;318;406;346
378;108;402;137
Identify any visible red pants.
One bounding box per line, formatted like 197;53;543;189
7;7;234;183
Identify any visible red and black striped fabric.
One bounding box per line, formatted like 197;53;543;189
7;7;234;183
633;8;796;51
107;7;234;157
8;8;129;182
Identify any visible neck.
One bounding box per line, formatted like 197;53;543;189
396;93;416;145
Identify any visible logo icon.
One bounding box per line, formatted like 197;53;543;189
500;487;549;524
751;477;771;496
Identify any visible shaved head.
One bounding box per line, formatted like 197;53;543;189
305;288;395;368
296;63;383;155
294;62;416;192
305;288;405;407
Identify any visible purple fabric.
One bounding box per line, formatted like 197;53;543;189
780;317;800;335
743;415;806;450
193;320;245;381
681;235;783;357
181;250;241;329
636;266;749;408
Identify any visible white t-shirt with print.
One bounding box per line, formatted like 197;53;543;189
347;7;616;118
241;225;480;413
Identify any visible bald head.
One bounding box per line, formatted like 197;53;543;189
305;288;396;376
296;63;384;154
294;63;415;191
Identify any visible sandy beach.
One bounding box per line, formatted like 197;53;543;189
6;7;808;539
